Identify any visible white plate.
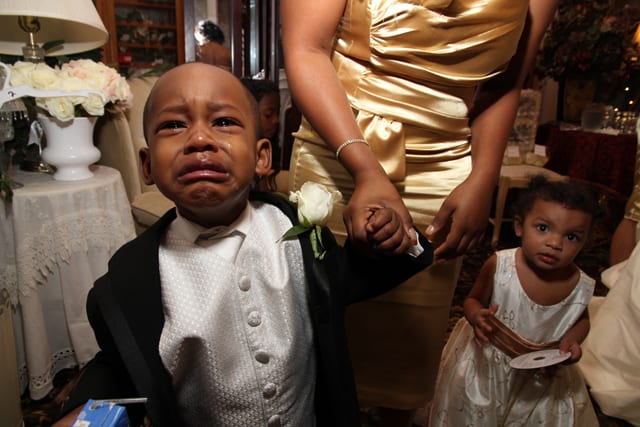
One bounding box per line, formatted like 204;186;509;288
509;349;571;369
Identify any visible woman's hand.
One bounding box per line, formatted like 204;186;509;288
427;175;493;260
344;168;415;253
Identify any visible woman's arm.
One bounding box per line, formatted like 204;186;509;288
428;0;560;260
280;0;415;248
610;218;638;265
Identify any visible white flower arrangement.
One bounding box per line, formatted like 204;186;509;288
8;59;133;122
280;182;342;260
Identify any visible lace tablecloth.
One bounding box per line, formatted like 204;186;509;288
0;165;136;399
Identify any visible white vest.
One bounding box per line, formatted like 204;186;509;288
158;202;316;426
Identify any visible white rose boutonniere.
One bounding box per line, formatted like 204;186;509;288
280;182;342;260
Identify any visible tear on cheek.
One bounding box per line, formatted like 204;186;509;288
215;139;232;154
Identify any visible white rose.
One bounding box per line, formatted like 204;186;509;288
114;78;133;107
290;182;341;226
31;64;61;90
11;62;60;90
9;61;37;86
81;93;106;116
40;98;75;122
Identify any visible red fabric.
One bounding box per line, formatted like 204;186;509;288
537;124;637;197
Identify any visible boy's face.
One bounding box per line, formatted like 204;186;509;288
140;63;271;227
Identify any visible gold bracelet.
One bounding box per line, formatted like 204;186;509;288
335;138;369;160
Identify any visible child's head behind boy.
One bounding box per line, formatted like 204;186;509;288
139;63;272;228
240;78;281;141
513;175;598;274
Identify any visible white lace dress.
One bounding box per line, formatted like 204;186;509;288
429;248;598;426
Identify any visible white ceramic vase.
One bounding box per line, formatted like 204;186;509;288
39;115;101;181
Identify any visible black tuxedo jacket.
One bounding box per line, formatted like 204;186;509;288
64;191;432;426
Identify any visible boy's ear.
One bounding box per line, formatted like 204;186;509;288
255;137;272;176
139;147;155;185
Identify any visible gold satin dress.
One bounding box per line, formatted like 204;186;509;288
288;0;529;408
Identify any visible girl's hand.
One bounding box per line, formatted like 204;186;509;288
344;170;414;252
538;340;582;377
427;176;492;260
559;339;583;364
469;303;499;347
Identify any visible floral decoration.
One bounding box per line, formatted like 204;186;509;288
280;182;342;260
8;59;133;122
535;0;640;86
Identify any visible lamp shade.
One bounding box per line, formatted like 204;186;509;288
0;0;108;57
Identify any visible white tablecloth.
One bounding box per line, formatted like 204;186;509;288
0;165;136;400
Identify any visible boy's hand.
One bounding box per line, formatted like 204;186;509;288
52;406;83;427
364;207;414;256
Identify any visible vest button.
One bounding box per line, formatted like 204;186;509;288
238;277;251;291
267;414;281;427
262;382;277;398
248;311;262;327
255;350;270;364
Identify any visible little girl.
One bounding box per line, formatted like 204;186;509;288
429;175;599;426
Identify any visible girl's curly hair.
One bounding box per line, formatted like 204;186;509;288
514;175;600;227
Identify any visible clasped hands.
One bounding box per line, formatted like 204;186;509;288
344;173;490;260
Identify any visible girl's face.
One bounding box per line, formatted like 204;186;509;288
514;199;592;272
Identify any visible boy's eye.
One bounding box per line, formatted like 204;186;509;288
157;121;185;131
213;117;240;127
536;224;548;232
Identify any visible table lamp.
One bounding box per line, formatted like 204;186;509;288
0;0;108;62
0;0;108;190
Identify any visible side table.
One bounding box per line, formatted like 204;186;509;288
0;165;136;400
